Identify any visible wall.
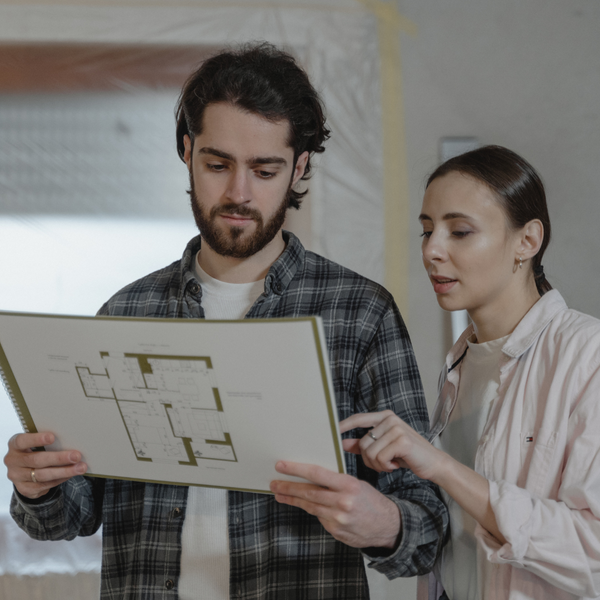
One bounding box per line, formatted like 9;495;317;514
396;0;600;406
2;2;600;597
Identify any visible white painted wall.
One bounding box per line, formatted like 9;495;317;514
397;0;600;408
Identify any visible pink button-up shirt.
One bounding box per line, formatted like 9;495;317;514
419;290;600;599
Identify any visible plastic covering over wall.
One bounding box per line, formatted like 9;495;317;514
0;1;396;594
0;0;385;281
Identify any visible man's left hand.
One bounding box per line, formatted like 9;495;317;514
270;461;401;549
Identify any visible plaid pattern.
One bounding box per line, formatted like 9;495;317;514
12;232;448;599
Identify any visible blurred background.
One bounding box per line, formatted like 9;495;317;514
0;1;599;598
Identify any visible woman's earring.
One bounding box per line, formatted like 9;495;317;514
518;256;523;269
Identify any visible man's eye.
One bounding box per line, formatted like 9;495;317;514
420;231;432;238
207;163;226;171
257;170;276;179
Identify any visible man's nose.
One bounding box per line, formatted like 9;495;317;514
225;169;251;204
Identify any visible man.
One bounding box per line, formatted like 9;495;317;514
5;43;447;599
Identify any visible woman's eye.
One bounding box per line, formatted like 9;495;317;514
452;231;471;238
420;231;432;238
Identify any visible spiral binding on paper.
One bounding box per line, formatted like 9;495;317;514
0;363;29;432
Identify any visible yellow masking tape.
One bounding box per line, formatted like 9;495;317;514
355;0;417;34
356;0;416;319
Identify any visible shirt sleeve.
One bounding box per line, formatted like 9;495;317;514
355;302;449;579
10;476;104;541
476;359;600;597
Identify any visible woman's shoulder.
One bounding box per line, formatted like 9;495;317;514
540;302;600;370
547;304;600;340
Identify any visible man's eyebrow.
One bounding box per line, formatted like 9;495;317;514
419;212;472;222
197;147;287;167
249;156;287;167
198;147;234;161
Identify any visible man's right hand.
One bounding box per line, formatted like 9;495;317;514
4;432;87;500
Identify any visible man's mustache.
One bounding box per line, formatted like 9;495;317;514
211;204;262;222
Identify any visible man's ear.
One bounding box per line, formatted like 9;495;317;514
291;151;310;187
183;135;193;170
517;219;544;260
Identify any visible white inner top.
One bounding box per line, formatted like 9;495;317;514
178;252;265;600
435;334;508;600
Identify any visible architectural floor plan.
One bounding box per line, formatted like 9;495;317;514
75;352;236;465
0;312;342;492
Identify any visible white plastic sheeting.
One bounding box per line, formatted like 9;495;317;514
0;216;199;579
0;0;387;283
0;1;411;595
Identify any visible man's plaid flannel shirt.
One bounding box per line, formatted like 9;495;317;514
12;232;448;599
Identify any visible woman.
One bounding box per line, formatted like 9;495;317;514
341;145;600;599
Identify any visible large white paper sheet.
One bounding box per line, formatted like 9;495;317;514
0;312;344;494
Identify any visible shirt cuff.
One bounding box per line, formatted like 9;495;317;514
362;494;421;579
476;479;533;567
12;485;63;516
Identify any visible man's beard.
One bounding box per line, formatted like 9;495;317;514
189;173;290;260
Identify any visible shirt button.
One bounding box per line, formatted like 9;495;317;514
189;282;200;295
165;579;174;590
274;282;282;293
170;507;182;519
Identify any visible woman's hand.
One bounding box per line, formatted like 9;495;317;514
340;410;506;544
339;410;446;482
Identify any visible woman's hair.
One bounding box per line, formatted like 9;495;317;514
426;145;552;295
175;42;330;210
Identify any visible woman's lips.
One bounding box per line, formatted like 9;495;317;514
431;276;457;294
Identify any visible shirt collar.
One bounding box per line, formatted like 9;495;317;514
445;289;568;370
179;230;305;297
180;235;202;293
264;230;305;296
501;289;567;358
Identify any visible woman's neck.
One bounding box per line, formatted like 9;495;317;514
469;283;541;343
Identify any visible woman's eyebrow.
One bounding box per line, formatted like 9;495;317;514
442;212;472;220
418;212;472;222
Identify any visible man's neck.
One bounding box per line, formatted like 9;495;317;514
197;231;286;283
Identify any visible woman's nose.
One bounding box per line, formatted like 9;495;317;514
422;232;447;263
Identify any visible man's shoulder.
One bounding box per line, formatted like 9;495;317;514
300;249;394;305
98;235;200;317
98;259;183;317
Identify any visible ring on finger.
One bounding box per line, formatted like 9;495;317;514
31;469;37;484
368;431;378;441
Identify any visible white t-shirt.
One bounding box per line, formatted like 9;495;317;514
178;253;264;600
434;334;508;600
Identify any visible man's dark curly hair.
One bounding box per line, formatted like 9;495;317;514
175;42;330;209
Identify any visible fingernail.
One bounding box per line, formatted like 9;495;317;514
75;463;86;474
69;452;80;463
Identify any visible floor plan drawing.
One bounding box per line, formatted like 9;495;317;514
75;352;236;465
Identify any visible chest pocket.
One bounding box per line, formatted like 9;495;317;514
520;430;557;497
